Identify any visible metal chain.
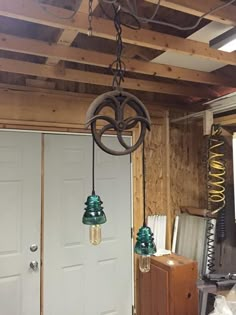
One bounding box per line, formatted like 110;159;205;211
110;5;126;90
88;0;93;36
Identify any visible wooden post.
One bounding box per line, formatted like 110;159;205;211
203;110;213;135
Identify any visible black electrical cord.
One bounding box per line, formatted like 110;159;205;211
142;140;146;227
92;138;95;195
98;0;141;30
121;0;236;31
37;0;236;32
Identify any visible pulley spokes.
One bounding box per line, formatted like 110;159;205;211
86;90;151;155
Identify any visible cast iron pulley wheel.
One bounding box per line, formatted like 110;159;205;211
85;90;151;156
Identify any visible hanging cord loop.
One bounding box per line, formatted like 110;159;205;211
110;5;126;90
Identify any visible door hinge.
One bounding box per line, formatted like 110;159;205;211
131;227;134;239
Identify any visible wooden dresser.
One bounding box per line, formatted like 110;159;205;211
138;254;198;315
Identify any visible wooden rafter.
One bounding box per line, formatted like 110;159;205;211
0;83;182;111
0;83;205;112
146;0;236;26
215;114;236;126
0;84;169;132
0;57;217;98
0;1;236;66
0;33;233;87
46;0;99;66
45;29;80;66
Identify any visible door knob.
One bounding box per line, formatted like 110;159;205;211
29;260;39;271
30;244;38;252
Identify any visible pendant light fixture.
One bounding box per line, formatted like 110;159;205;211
134;141;156;273
82;139;107;245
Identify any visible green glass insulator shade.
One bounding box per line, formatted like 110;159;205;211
134;225;156;256
82;194;107;225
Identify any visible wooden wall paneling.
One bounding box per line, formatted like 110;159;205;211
170;118;207;222
132;126;143;315
198;131;208;210
145;122;166;215
165;112;171;249
145;112;171;248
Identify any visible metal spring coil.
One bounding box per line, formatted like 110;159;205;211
206;124;226;273
208;125;226;215
206;218;216;274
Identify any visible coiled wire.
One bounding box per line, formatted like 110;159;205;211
206;219;216;274
208;124;226;215
206;124;226;274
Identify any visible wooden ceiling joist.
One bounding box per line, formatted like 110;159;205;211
0;57;217;98
0;0;236;66
0;33;233;87
45;0;99;66
146;0;236;26
215;114;236;126
0;82;178;113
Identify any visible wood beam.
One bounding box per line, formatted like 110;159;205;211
45;29;79;66
0;1;236;66
0;84;168;131
45;0;99;66
215;114;236;126
0;33;233;87
0;82;192;113
146;0;236;26
25;78;56;89
203;110;214;135
0;57;216;98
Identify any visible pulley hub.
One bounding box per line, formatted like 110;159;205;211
85;90;151;156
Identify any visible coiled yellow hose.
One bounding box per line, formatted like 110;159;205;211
208;124;226;215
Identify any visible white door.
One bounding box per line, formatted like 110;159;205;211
44;134;132;315
0;132;41;315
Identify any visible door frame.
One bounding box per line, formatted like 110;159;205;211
0;128;137;314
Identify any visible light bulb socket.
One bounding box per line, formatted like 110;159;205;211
82;194;107;225
134;225;156;256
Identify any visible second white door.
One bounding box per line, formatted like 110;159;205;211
43;134;132;315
